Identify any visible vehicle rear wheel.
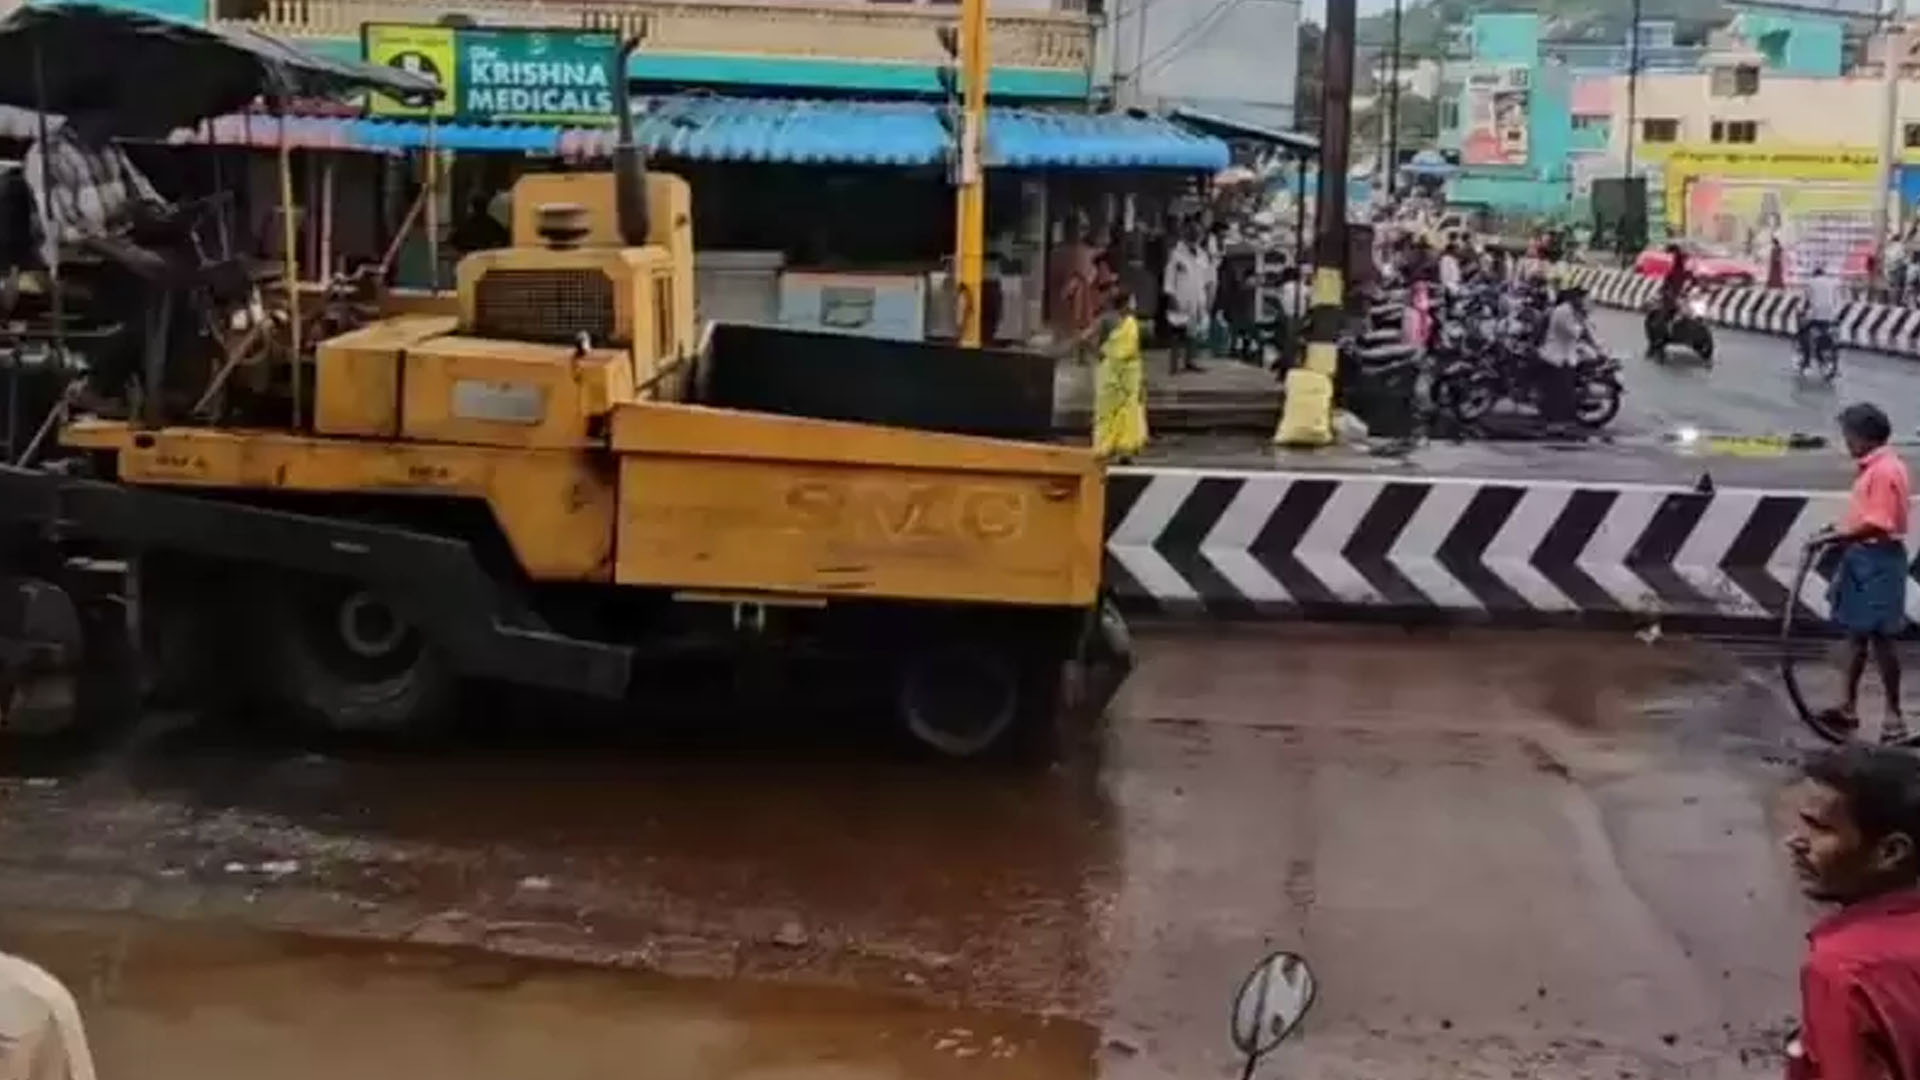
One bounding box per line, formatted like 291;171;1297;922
0;572;137;740
261;577;453;735
894;633;1062;759
1693;329;1715;363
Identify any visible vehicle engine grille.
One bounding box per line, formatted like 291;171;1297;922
473;269;616;345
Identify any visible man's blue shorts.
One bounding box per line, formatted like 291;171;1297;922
1829;540;1910;637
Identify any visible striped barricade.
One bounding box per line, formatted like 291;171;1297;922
1102;466;1920;630
1525;261;1920;359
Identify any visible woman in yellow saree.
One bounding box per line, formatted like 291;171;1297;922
1090;290;1149;461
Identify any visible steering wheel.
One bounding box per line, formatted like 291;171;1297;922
134;191;233;250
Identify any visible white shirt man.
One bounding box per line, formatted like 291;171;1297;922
1805;269;1846;324
0;952;97;1080
1276;272;1307;324
1163;240;1212;331
1437;249;1464;294
1541;295;1590;367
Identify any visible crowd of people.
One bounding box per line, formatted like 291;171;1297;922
1062;210;1312;463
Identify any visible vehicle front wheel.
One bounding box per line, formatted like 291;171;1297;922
261;577;453;735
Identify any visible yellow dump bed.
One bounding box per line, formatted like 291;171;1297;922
611;402;1104;608
64;401;1106;610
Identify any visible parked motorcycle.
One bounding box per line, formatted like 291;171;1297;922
1433;344;1620;429
1645;292;1715;364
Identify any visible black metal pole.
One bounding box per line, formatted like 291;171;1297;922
1315;0;1356;278
1387;0;1402;198
1294;158;1308;299
1274;0;1355;444
1621;0;1642;262
1374;48;1389;189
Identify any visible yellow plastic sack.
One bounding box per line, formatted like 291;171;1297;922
1273;368;1334;447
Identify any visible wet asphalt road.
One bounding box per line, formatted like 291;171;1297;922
1126;309;1920;489
1586;307;1920;440
0;625;1845;1078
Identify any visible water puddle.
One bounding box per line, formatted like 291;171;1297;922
0;910;1097;1080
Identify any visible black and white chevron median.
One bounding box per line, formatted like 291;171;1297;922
1532;261;1920;359
1104;468;1920;627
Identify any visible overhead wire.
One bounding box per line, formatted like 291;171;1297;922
1117;0;1249;81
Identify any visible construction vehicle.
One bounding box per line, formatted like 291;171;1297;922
0;6;1127;757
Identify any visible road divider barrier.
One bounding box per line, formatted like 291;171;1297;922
1522;262;1920;359
1104;466;1920;630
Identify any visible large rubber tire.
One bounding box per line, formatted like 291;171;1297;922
259;576;454;736
894;630;1064;759
1691;325;1715;363
1449;375;1497;422
0;573;137;741
1574;378;1622;428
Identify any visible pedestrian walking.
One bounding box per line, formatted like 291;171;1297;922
1163;220;1211;375
1088;287;1148;462
1809;403;1911;744
1783;744;1920;1080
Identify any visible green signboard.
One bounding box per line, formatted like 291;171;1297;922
363;24;620;127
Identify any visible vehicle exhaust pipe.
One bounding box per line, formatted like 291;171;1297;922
613;35;650;248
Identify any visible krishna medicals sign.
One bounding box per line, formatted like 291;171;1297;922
362;24;620;126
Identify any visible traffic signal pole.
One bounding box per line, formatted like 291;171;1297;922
1274;0;1356;446
954;0;989;346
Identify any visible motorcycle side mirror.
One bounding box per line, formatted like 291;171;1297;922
1229;951;1317;1077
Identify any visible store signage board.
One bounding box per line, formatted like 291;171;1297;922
363;24;621;126
1459;65;1530;168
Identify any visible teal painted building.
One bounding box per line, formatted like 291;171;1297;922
1727;10;1843;78
1440;13;1574;219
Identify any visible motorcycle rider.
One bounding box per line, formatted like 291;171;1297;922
1648;243;1691;355
1538;281;1593;424
1800;264;1846;374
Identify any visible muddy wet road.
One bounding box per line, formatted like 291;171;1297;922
0;625;1828;1078
1;912;1091;1080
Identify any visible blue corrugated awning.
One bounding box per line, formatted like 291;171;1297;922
10;95;1230;171
631;97;943;165
578;97;1230;170
350;120;562;154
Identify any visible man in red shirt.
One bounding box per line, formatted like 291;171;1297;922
1785;745;1920;1080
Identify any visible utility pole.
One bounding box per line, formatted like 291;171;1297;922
1873;0;1908;292
1621;0;1642;263
1387;0;1402;197
938;0;989;346
1274;0;1356;446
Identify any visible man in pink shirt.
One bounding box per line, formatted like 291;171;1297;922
1813;403;1912;743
